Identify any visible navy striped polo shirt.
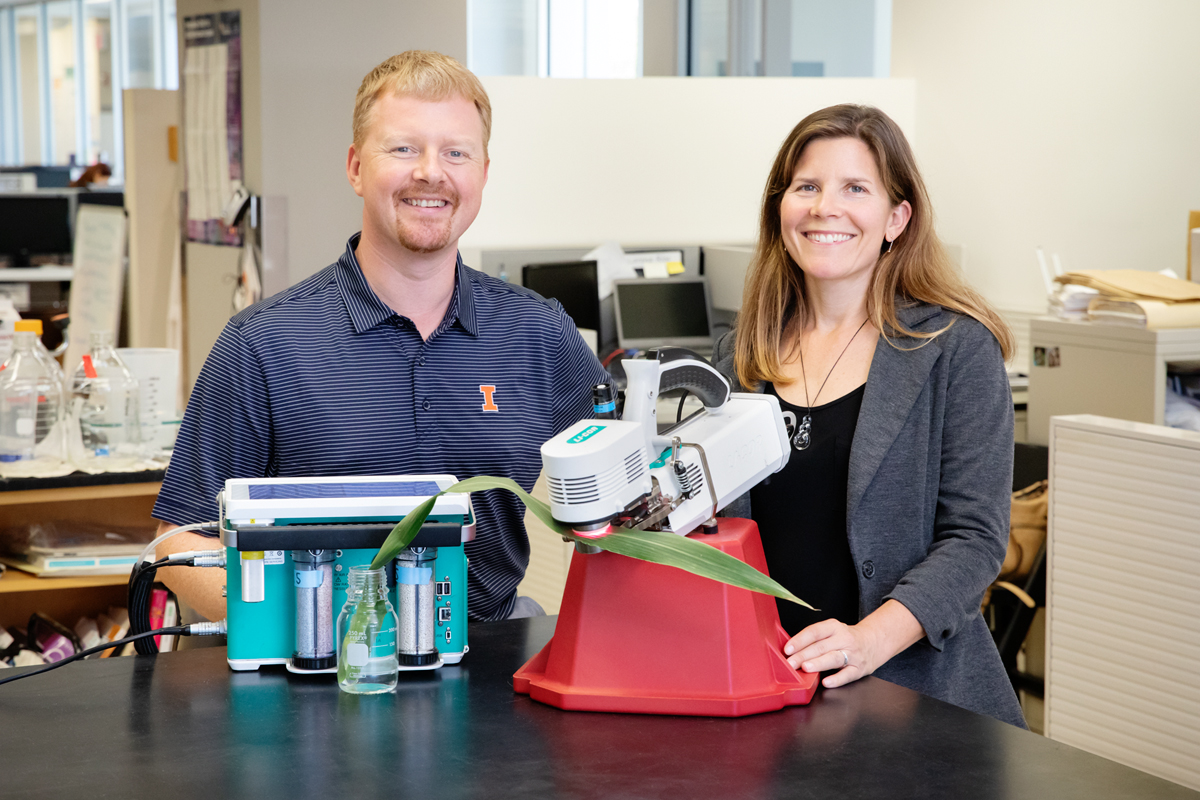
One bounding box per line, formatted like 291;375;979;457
154;235;608;620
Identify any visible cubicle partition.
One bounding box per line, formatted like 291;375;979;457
1045;414;1200;791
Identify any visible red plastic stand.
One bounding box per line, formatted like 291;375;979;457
513;517;819;716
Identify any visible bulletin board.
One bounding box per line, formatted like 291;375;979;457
182;10;243;247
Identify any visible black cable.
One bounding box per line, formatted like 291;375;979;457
128;557;173;655
0;626;189;687
677;390;690;423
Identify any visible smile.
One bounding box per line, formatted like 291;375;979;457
805;232;855;243
403;199;448;208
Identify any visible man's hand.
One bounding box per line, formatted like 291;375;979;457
154;521;228;622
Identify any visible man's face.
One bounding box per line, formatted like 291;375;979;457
348;93;489;256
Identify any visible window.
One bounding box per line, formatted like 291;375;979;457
470;1;890;80
45;1;76;165
468;0;642;79
0;0;179;176
689;0;890;78
14;4;42;164
83;1;115;166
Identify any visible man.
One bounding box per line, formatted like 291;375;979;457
153;51;606;622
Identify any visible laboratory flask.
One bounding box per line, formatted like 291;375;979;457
0;330;68;476
69;331;141;471
337;566;399;694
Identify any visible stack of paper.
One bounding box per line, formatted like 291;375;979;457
1054;270;1200;330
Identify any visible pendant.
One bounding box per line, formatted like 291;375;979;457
792;414;812;451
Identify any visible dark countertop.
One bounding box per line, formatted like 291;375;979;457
0;616;1194;799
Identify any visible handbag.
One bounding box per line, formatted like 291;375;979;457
999;480;1048;583
984;480;1049;612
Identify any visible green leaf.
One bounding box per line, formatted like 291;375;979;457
370;493;440;570
581;526;813;609
437;476;813;609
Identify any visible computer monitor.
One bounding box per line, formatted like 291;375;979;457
521;260;601;332
78;189;124;208
0;195;73;267
612;277;715;351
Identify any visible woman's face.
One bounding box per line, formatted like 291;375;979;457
779;136;911;291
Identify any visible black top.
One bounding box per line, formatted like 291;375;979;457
0;618;1193;800
751;382;865;635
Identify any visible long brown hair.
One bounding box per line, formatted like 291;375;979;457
735;104;1013;390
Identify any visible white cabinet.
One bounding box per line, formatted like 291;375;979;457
1045;415;1200;791
1028;318;1200;446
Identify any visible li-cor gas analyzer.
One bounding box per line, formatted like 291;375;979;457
218;475;474;673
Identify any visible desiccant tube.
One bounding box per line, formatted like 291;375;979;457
293;550;336;670
395;547;439;667
240;551;265;603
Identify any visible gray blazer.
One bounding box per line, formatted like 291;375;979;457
713;301;1025;727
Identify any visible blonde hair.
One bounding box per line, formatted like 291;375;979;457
736;104;1013;391
352;50;492;154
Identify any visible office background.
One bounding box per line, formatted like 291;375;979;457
3;0;1200;383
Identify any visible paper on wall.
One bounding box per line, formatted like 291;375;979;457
184;42;231;224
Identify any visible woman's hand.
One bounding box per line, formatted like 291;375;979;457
783;599;926;689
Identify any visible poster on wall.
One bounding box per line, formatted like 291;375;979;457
182;10;243;246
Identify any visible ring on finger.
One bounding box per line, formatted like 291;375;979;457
839;650;849;668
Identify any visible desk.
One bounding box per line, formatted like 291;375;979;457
0;616;1194;799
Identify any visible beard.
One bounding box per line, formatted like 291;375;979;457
392;186;460;254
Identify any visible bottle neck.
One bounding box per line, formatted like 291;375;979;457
12;332;36;353
347;567;387;600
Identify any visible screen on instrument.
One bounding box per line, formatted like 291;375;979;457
248;481;442;500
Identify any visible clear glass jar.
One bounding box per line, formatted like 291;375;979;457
0;330;67;476
337;566;398;694
68;330;141;471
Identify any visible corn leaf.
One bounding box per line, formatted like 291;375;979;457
370;494;439;569
371;475;812;609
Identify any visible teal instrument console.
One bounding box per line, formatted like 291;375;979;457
219;475;473;673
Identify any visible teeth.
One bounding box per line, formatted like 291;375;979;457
807;232;853;243
407;199;447;208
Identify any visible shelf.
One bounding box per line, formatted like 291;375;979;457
0;266;73;282
0;480;162;506
0;568;129;594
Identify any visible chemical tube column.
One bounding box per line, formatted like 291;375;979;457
293;550;336;670
396;547;439;667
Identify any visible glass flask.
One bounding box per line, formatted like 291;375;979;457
68;330;141;471
337;565;399;694
0;330;67;475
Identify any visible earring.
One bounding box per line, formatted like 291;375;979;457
885;238;894;254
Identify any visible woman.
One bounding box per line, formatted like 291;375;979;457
713;104;1025;727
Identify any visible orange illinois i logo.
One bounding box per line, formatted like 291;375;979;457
479;384;499;412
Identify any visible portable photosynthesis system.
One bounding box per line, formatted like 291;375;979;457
218;475;474;673
516;347;822;716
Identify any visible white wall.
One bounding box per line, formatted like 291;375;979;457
892;0;1200;313
258;0;467;286
461;76;915;256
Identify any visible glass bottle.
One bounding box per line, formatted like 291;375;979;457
337;566;398;694
68;330;141;471
0;330;67;476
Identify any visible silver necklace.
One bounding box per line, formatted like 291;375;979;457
793;317;870;451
